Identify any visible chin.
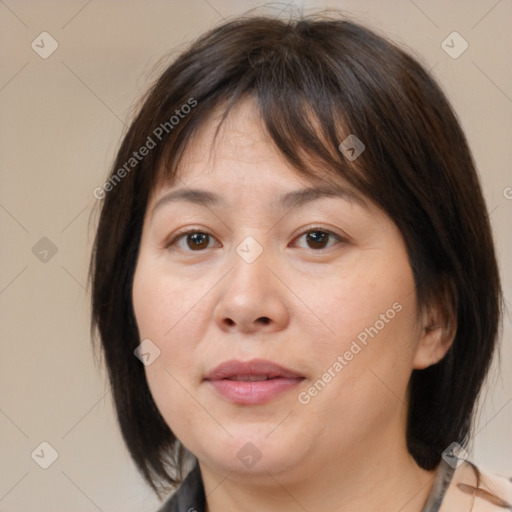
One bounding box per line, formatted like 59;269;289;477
196;428;304;477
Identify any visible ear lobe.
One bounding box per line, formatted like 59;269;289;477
413;278;458;370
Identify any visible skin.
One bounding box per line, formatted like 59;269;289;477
132;96;455;512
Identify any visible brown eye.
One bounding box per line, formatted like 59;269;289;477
305;231;330;249
295;229;343;250
185;232;210;250
167;230;219;252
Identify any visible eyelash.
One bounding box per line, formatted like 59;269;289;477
165;226;346;253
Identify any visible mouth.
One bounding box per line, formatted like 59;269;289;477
225;374;285;381
204;359;305;405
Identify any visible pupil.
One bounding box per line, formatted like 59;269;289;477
307;231;327;249
188;233;208;250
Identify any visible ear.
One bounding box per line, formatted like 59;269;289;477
413;277;458;370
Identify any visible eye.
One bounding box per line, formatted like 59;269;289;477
166;229;220;252
293;227;344;251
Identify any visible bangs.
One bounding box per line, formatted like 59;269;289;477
151;40;373;204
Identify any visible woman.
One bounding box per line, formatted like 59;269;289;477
89;12;512;511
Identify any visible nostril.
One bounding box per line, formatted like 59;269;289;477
223;317;270;327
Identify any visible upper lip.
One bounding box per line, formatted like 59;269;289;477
205;359;304;381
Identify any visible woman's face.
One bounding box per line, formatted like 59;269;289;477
132;96;429;479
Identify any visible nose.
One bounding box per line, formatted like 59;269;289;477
213;242;290;334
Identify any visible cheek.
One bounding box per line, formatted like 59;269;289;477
311;259;418;355
133;269;206;440
132;259;212;408
303;252;420;409
132;259;208;342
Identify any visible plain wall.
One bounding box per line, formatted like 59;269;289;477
1;1;511;510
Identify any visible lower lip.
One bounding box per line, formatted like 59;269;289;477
207;378;304;405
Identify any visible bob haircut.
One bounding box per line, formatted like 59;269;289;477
89;11;503;497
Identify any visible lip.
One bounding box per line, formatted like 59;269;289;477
204;358;305;405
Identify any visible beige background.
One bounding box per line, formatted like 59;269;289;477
1;0;511;510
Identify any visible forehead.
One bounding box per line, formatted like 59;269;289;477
179;96;280;174
148;95;383;228
153;97;359;199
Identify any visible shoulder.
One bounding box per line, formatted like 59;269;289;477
440;460;512;511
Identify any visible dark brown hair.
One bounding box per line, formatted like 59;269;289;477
89;11;503;498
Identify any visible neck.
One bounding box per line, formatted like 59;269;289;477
199;425;438;512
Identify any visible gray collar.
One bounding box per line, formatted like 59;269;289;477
156;462;205;512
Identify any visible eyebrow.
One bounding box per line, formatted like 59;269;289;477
151;184;366;216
